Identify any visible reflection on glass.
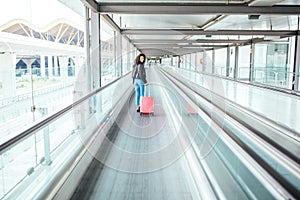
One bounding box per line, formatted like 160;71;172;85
253;42;290;89
0;0;86;147
0;135;36;196
0;73;132;199
214;48;227;76
237;45;250;80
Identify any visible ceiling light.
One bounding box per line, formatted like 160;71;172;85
248;15;260;20
248;0;283;6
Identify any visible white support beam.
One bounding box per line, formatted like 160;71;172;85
67;28;76;45
131;39;250;44
80;0;98;12
0;32;84;56
135;44;228;48
101;14;121;33
96;3;300;15
40;55;46;78
19;23;31;37
55;24;64;43
56;26;70;43
0;53;16;98
59;56;69;80
91;11;101;90
249;0;284;7
122;29;298;36
48;55;53;79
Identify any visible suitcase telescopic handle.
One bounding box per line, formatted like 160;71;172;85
145;83;150;96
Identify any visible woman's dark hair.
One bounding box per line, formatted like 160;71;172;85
137;53;146;64
133;56;138;65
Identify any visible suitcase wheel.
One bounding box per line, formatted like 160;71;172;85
140;112;154;116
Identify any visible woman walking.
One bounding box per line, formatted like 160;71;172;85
132;53;148;112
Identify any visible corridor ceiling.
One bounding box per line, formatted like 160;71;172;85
81;0;300;58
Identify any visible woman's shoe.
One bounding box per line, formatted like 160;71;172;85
136;106;140;112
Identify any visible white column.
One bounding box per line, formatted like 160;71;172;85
189;54;192;70
53;56;58;76
116;34;122;76
22;58;35;76
293;35;300;91
40;55;46;78
195;53;198;72
91;11;101;89
48;55;53;79
212;49;215;74
59;56;69;81
226;47;230;77
74;56;84;76
203;52;206;72
23;58;35;98
0;53;16;98
85;6;92;95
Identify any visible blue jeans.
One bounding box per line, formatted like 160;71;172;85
134;79;145;106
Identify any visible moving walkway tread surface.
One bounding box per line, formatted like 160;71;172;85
71;67;201;199
70;66;299;200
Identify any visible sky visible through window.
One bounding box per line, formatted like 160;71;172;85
0;0;83;30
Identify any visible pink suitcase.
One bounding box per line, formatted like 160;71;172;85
140;86;154;115
187;104;197;115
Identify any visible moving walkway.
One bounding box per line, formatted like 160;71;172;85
1;65;299;200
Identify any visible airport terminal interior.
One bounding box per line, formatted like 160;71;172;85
0;0;299;199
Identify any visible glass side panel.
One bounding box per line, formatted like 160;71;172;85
100;16;117;86
253;42;291;89
0;0;85;146
0;73;132;199
0;135;36;196
237;45;250;81
214;48;227;76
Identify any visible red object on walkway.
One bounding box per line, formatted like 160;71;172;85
140;96;154;115
187;104;197;114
